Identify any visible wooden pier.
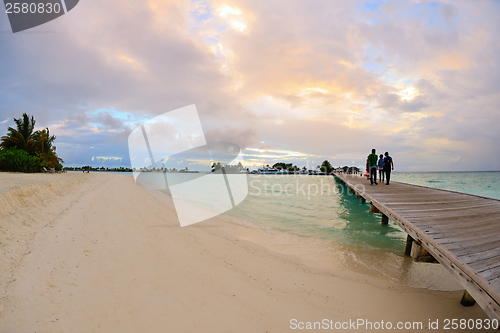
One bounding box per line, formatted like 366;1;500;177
333;172;500;320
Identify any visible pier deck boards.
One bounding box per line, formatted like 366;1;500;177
334;173;500;320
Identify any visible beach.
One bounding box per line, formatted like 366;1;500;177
0;172;493;332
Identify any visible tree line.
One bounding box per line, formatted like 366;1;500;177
271;160;338;174
210;160;361;174
64;166;134;172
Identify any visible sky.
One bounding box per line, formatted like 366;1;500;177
1;0;499;171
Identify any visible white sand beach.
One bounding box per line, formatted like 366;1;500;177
0;173;493;332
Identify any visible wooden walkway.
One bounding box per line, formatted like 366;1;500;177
333;172;500;320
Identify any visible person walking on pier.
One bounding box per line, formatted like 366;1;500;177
367;149;378;186
383;152;394;185
378;154;384;183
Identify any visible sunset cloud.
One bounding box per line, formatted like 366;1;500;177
0;0;498;171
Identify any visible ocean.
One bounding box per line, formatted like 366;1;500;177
133;171;500;291
392;172;500;200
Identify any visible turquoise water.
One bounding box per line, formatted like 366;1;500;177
226;175;407;253
392;172;500;200
133;171;500;289
224;172;500;252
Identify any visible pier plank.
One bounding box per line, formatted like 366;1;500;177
433;231;500;245
423;222;500;238
445;239;500;256
468;256;500;274
400;207;500;220
489;276;500;289
459;248;500;265
479;264;500;281
412;214;500;229
388;202;500;212
381;199;487;205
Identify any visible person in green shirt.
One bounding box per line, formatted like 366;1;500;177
367;149;378;186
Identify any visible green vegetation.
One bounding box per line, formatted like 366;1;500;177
0;148;41;172
272;162;298;172
320;160;334;174
212;162;246;173
270;160;335;174
65;166;134;172
0;113;63;173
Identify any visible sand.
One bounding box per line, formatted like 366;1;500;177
0;172;494;332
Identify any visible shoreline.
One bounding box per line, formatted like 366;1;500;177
137;173;468;291
60;172;491;291
0;172;494;332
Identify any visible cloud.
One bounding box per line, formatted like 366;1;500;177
377;93;429;113
448;155;464;164
1;0;499;171
204;126;258;149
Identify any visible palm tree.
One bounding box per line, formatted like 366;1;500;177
32;127;64;165
0;113;37;152
321;160;334;174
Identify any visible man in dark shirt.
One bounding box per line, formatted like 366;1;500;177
383;152;394;185
367;149;378;186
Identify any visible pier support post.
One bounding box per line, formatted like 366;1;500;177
410;241;423;259
405;235;413;256
460;290;476;307
369;203;380;213
381;214;389;225
410;240;438;263
361;198;366;204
